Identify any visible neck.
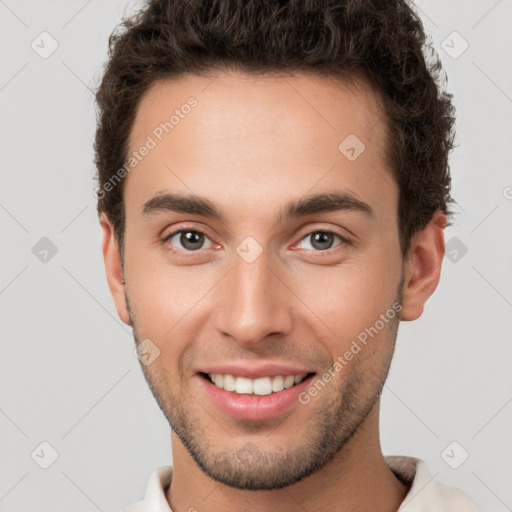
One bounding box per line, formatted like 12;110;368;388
167;401;409;512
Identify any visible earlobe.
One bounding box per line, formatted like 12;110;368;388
99;213;132;326
399;210;447;321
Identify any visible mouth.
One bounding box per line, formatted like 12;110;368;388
200;372;316;395
196;371;317;421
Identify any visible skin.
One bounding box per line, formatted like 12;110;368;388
100;71;446;512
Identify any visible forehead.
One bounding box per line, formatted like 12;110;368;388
125;71;396;223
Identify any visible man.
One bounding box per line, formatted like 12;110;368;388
95;0;483;510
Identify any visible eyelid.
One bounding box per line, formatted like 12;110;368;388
165;229;210;245
160;224;353;255
161;225;219;254
292;229;351;252
294;222;353;242
161;222;213;241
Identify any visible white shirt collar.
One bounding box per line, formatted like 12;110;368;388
127;456;482;511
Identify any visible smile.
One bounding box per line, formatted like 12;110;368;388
197;370;317;421
203;373;313;395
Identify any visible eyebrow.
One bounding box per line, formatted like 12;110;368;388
142;193;225;220
279;192;373;221
142;191;374;221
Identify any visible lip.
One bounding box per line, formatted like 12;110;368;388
195;363;314;379
196;372;316;421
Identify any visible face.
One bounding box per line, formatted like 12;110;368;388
101;71;435;490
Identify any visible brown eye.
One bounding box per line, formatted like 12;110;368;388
165;230;212;251
298;231;344;251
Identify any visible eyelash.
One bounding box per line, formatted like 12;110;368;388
162;228;217;255
161;227;351;255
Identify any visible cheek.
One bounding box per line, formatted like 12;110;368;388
124;225;401;352
124;244;221;356
288;256;399;338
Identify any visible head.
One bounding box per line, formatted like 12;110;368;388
96;0;455;491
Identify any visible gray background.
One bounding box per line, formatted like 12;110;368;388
1;0;511;511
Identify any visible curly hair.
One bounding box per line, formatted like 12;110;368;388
94;0;456;258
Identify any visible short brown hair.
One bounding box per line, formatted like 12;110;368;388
94;0;456;257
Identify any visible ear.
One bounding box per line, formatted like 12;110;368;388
99;213;132;326
400;210;447;321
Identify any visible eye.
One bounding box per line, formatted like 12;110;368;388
297;231;345;251
164;229;213;251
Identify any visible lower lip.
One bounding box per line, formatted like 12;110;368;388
197;374;315;421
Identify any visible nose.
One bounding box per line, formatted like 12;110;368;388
213;251;294;348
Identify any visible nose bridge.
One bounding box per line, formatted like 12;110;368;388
214;249;292;345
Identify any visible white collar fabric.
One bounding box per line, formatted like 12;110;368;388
125;456;483;512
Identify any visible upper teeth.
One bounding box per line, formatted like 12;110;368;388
208;374;307;395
